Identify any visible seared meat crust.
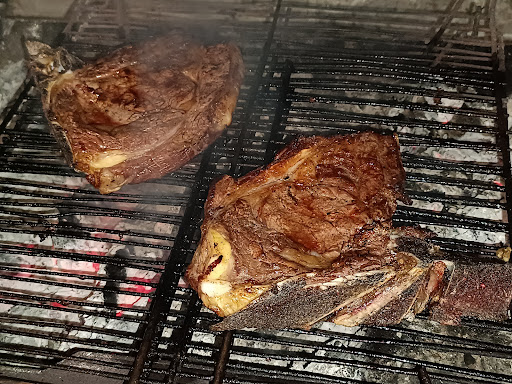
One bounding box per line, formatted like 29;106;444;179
186;132;445;328
187;131;512;329
26;35;244;193
187;132;409;291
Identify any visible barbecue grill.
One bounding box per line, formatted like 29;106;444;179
1;0;511;383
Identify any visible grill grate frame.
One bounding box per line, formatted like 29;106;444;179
0;0;511;383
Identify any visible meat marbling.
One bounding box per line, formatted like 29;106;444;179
26;35;244;194
186;131;512;330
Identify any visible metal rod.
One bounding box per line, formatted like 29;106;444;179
425;0;465;50
264;59;295;163
212;331;234;384
229;0;283;176
126;149;215;384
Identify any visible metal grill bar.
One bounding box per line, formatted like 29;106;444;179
228;0;283;176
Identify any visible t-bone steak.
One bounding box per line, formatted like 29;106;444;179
26;35;244;193
185;131;512;330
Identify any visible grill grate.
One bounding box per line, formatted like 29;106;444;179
1;0;511;383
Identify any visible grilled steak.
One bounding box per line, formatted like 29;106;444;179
26;35;244;194
186;131;512;329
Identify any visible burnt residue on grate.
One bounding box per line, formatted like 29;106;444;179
1;0;512;384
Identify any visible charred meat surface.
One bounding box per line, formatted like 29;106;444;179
211;227;443;331
186;132;436;327
186;131;512;330
430;263;512;325
26;35;244;194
